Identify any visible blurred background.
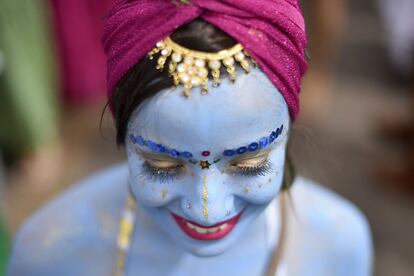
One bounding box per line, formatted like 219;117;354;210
0;0;413;275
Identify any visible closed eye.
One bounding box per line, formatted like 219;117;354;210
227;151;273;177
141;161;185;182
228;160;272;177
138;151;185;182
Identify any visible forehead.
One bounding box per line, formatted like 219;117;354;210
127;69;289;150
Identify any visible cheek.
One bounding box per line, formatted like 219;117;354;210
232;148;286;205
233;171;283;205
126;149;181;208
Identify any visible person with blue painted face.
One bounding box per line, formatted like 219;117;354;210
8;1;373;275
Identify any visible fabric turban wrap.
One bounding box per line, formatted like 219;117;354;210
103;0;308;120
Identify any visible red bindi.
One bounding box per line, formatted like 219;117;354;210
201;151;210;157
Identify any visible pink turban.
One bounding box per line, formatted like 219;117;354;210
103;0;308;119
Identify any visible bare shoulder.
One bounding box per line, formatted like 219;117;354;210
285;177;373;276
8;163;129;276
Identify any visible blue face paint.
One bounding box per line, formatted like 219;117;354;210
126;68;290;257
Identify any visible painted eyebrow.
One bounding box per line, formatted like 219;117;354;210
128;124;284;162
129;134;193;159
222;124;284;157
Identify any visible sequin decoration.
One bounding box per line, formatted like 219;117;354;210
130;135;191;160
199;160;211;170
237;147;248;154
181;151;193;158
248;142;259;151
169;149;180;158
189;159;198;165
224;150;236;157
129;124;283;166
222;124;284;157
213;158;222;164
202;151;210;157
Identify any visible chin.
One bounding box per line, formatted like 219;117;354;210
143;204;267;257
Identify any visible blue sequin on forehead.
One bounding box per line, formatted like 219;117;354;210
129;133;192;159
222;125;284;157
129;124;284;163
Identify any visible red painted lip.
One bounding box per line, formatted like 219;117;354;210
172;212;243;241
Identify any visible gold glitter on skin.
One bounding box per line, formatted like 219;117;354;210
202;175;208;219
161;189;168;200
243;186;249;193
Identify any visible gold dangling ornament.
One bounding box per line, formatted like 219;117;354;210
147;37;255;97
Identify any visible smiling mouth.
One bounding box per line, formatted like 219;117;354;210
171;212;243;241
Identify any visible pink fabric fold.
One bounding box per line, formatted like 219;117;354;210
103;0;308;119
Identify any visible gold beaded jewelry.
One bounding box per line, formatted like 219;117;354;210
147;37;255;97
114;194;137;276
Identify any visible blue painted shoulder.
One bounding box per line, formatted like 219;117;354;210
7;164;129;276
288;177;373;276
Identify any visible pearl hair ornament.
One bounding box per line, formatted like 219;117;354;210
147;37;255;97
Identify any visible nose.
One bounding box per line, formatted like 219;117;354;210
181;170;234;226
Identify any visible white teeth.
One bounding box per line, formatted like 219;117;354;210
195;226;208;234
219;223;228;231
187;222;195;229
207;227;219;233
185;221;228;234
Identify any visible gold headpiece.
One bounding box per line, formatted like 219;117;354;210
147;37;255;97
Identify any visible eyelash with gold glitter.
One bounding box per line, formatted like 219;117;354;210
228;160;272;177
141;162;184;182
141;159;272;182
